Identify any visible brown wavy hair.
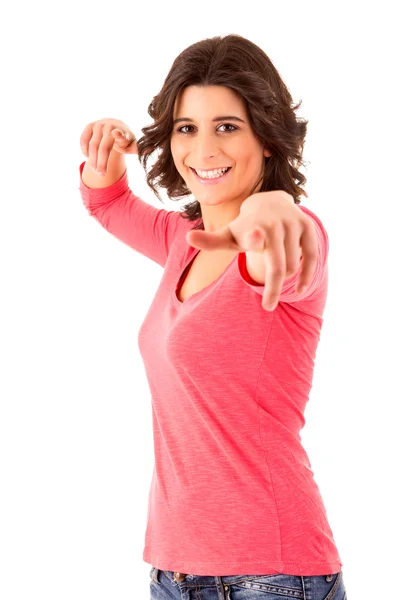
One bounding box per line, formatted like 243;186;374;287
136;33;309;230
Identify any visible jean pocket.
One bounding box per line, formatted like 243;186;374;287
301;571;343;600
230;574;304;598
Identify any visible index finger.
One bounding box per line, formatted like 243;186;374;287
80;122;95;157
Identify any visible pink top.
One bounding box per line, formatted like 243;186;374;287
79;161;343;577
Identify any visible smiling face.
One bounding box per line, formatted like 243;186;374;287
170;85;271;217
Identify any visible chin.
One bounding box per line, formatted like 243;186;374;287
198;198;228;208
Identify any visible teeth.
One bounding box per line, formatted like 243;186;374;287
195;167;229;179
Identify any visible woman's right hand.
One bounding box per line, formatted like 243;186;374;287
80;118;138;176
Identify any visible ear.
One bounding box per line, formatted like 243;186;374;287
263;148;272;158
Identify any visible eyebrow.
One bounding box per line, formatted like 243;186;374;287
173;115;246;124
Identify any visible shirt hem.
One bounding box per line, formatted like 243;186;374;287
143;553;343;576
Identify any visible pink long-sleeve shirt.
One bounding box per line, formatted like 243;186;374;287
79;161;343;577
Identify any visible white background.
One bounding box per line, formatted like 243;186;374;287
1;1;399;598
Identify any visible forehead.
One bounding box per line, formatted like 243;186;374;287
173;85;246;118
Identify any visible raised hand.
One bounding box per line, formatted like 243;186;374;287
185;190;318;311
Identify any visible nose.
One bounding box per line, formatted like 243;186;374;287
192;131;221;163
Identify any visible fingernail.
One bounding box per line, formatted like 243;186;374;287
264;301;276;311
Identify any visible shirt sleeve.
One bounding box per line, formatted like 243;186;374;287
237;205;329;303
78;161;186;268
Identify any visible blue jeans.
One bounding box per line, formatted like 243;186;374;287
149;567;347;599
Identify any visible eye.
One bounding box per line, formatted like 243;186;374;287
176;123;238;134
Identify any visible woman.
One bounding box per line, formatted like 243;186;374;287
79;33;347;600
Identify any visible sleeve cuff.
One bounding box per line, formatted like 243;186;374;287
78;160;129;214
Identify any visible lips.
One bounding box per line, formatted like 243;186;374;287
189;166;233;185
190;167;232;176
190;167;231;173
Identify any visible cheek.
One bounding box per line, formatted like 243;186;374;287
170;144;187;173
239;155;263;176
170;136;186;157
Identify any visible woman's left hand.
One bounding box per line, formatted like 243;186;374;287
185;190;319;311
